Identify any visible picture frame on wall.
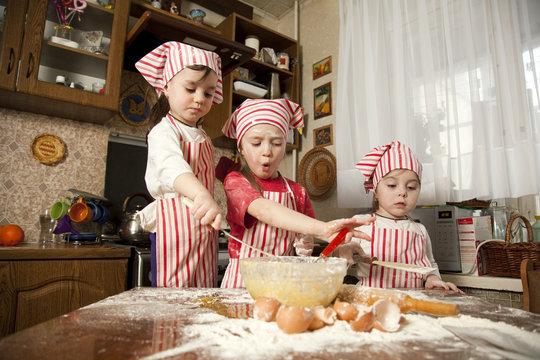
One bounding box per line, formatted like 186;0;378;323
313;56;332;80
314;82;332;119
313;124;333;147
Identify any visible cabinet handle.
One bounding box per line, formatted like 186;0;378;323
7;48;15;75
26;53;35;78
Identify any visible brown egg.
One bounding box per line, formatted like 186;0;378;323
350;309;374;332
333;299;359;321
308;316;325;331
253;296;281;322
372;299;401;332
276;304;314;334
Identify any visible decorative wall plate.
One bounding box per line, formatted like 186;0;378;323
119;83;151;126
30;134;66;165
298;147;337;200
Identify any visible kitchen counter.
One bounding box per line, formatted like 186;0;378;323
1;287;539;359
0;242;132;260
441;273;522;292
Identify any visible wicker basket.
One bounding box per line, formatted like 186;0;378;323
482;214;540;278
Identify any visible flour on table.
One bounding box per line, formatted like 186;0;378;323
142;311;540;360
84;288;540;360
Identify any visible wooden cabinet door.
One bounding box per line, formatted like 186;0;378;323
0;0;28;91
16;0;129;112
0;258;128;337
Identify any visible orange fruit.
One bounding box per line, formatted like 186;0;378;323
0;224;25;246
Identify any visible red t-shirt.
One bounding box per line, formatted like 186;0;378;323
224;171;315;255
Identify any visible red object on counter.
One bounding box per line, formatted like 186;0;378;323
320;228;350;258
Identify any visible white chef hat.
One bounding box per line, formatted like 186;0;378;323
135;41;223;104
221;99;304;145
356;140;422;192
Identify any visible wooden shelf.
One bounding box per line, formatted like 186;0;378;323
126;0;255;76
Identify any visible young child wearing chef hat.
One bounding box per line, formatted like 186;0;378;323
134;41;223;287
337;140;463;293
219;98;374;288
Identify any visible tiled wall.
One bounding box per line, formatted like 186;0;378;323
0;71;231;241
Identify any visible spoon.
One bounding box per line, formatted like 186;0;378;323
182;197;274;257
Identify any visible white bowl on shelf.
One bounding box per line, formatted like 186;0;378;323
50;36;79;49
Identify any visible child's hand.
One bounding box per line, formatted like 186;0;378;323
320;217;375;243
192;193;223;230
333;242;374;265
293;235;314;257
425;275;465;294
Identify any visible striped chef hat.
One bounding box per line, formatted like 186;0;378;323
135;41;223;104
222;99;304;145
356;141;422;192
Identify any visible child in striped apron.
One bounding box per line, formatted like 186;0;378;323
219;99;375;288
340;141;462;292
135;42;223;287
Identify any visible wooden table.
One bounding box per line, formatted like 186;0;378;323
0;287;539;359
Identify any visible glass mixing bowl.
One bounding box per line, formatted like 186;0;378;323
239;256;348;307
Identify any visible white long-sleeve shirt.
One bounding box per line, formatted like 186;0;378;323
137;116;210;232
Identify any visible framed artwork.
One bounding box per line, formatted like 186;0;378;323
313;124;333;147
313;56;332;80
313;82;332;119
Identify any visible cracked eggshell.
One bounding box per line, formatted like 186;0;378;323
333;299;359;321
309;305;337;330
276;304;314;334
313;305;337;325
350;309;374;332
372;299;401;332
253;296;281;322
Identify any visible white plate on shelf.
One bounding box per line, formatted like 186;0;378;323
50;36;79;49
233;80;268;98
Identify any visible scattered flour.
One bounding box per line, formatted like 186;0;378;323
141;311;540;360
83;288;540;360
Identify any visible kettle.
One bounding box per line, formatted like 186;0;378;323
119;193;153;242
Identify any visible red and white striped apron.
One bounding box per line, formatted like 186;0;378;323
155;114;218;287
221;178;297;288
359;215;431;289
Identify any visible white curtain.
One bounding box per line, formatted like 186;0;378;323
336;0;540;208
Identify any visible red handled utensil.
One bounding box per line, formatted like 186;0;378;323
318;228;350;260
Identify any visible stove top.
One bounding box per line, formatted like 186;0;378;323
101;234;151;250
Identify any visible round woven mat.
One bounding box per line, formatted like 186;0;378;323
30;134;66;165
298;147;336;200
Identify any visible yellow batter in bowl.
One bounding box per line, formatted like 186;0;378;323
240;256;347;307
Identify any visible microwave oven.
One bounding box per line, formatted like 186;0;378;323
410;205;473;272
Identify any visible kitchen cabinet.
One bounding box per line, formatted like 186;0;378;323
0;0;129;124
0;243;131;337
205;13;301;150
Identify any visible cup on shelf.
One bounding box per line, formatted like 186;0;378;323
87;202;102;222
69;197;93;223
92;82;104;94
54;24;73;40
189;9;206;24
245;35;260;58
96;204;110;223
50;197;71;220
